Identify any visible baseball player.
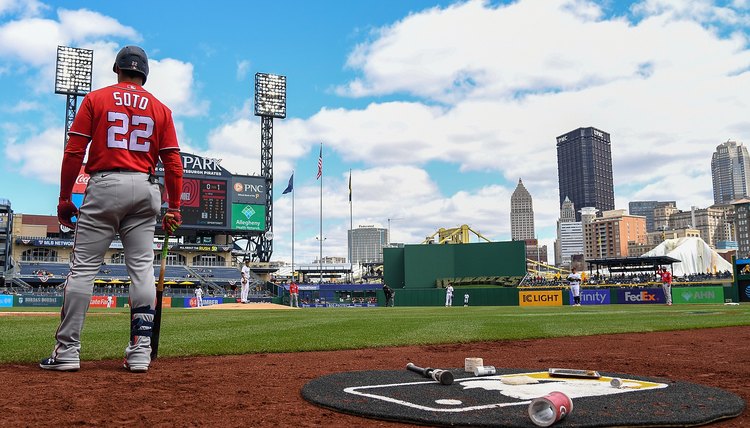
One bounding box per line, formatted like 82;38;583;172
567;267;582;306
659;266;673;305
289;280;299;307
445;284;454;307
195;286;203;307
463;293;469;307
240;260;251;303
40;46;183;373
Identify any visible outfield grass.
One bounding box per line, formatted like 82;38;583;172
1;304;749;364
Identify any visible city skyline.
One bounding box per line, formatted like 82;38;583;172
2;1;750;265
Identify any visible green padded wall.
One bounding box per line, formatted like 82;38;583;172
383;247;405;289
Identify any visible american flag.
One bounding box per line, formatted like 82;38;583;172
316;145;322;180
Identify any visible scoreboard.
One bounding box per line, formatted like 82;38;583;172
155;153;268;233
181;178;227;227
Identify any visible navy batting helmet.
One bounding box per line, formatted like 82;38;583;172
113;45;149;84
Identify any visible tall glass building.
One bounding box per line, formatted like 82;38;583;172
348;225;389;264
711;140;750;205
556;127;615;221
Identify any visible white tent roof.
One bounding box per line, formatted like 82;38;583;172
641;237;732;276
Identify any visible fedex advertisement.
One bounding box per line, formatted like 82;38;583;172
617;288;666;304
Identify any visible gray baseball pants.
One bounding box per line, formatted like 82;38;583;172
50;171;161;366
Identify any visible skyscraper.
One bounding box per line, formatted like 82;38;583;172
555;196;583;267
557;127;615;221
711;140;750;205
348;225;389;264
629;200;676;232
510;178;535;241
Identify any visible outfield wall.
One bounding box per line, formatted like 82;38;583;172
384;241;526;289
0;283;737;308
376;284;736;307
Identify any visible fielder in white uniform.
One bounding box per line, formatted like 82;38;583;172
194;286;203;307
445;284;454;307
567;268;582;306
240;260;251;304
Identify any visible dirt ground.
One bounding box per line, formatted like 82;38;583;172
0;324;746;427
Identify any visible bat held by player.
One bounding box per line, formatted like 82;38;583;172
406;362;454;385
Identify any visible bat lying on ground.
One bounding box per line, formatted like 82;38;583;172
406;362;454;385
548;368;601;379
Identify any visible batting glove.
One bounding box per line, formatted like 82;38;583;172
57;198;78;229
162;208;182;233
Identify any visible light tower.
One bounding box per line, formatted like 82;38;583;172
253;73;286;262
54;46;93;147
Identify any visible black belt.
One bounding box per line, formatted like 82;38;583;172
95;169;146;174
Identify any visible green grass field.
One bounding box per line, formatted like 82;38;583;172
1;304;749;364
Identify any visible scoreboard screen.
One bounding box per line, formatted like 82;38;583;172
181;178;227;227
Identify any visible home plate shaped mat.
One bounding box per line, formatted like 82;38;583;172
301;368;745;427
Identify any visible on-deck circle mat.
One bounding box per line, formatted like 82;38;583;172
301;368;745;427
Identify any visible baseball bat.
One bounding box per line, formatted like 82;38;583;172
406;362;454;385
150;232;170;360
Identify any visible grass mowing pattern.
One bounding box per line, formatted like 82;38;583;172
1;304;748;363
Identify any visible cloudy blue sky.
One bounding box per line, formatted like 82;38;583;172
2;0;750;265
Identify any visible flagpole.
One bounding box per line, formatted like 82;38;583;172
349;169;353;284
319;143;323;284
291;171;295;284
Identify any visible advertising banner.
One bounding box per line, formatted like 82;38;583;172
617;288;665;304
573;289;611;305
519;290;562;307
740;283;750;302
14;295;63;307
187;297;223;307
0;295;12;307
231;176;267;205
90;295;118;308
230;204;266;231
672;287;724;304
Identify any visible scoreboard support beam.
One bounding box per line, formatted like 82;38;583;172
257;116;273;262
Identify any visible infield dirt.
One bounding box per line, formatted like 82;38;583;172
0;325;746;427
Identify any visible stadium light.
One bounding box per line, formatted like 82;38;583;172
55;46;93;148
254;73;287;119
55;46;93;96
251;72;287;262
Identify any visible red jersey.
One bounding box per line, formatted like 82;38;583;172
67;82;179;174
290;282;299;294
660;270;672;284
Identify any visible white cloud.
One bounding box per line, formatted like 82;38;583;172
236;59;251;81
0;0;46;18
5;126;63;184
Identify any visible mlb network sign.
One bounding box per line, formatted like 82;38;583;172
617;288;665;304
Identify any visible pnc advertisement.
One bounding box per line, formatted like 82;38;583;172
519;290;562;307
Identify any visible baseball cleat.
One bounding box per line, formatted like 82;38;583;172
123;359;149;373
39;357;80;372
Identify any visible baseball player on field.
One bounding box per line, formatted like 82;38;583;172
240;259;251;303
445;284;454;307
567;267;582;306
40;46;183;373
659;266;673;305
195;285;203;307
